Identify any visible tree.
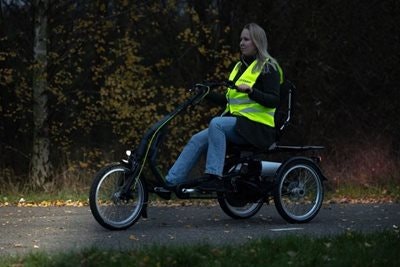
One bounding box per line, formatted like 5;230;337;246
31;0;51;189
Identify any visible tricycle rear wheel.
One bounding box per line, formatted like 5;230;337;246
273;157;324;223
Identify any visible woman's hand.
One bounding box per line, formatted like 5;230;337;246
236;84;253;94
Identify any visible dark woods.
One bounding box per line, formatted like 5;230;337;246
0;0;398;190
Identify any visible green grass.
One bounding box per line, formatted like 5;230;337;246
324;182;400;203
0;190;89;205
1;231;399;267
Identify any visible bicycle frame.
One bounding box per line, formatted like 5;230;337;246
119;84;215;196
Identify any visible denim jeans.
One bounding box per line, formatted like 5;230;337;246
166;116;248;185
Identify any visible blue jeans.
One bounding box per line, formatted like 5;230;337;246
166;116;248;185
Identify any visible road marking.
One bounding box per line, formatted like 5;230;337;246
270;227;304;232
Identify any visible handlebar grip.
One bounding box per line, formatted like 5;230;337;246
225;80;237;89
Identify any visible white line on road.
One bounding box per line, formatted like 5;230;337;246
269;227;304;232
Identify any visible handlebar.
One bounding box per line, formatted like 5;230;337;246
185;80;242;107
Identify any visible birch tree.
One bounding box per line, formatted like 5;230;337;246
31;0;51;188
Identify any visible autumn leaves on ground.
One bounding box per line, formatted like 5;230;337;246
1;182;399;208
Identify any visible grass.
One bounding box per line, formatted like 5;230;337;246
1;231;399;267
324;182;400;203
0;190;89;207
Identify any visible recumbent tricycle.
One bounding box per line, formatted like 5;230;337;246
89;80;326;230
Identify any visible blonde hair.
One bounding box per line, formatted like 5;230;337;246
243;23;279;73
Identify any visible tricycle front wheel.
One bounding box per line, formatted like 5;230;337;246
89;163;147;230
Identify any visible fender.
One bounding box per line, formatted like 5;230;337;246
275;156;327;181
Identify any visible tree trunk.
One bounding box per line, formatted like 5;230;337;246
31;0;51;189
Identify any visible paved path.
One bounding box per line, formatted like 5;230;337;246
0;203;399;255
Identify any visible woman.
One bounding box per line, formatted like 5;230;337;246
165;23;283;190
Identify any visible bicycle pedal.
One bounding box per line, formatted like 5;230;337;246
181;188;197;193
154;187;171;193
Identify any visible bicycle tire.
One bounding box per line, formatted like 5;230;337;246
89;163;147;230
273;157;324;223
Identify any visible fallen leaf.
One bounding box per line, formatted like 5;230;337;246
129;235;139;241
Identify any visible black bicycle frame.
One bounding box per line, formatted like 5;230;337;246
120;84;214;195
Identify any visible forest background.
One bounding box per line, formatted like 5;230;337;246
0;0;398;194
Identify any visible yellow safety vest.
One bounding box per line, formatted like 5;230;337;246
225;60;283;127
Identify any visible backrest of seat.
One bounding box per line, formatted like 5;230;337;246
274;80;295;141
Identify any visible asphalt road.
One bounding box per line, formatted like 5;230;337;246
1;203;399;256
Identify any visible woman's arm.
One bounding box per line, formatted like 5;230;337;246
205;91;227;106
248;67;280;108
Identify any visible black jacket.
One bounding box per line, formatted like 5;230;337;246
210;57;281;150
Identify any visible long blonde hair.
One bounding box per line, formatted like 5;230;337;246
243;23;279;73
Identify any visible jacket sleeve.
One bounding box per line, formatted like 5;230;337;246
248;66;280;108
205;91;227;106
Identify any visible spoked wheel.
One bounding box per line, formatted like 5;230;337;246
217;192;264;219
89;163;147;230
273;157;324;223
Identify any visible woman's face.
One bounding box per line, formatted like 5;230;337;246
240;29;257;56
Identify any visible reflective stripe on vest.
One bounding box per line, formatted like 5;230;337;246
225;60;282;127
